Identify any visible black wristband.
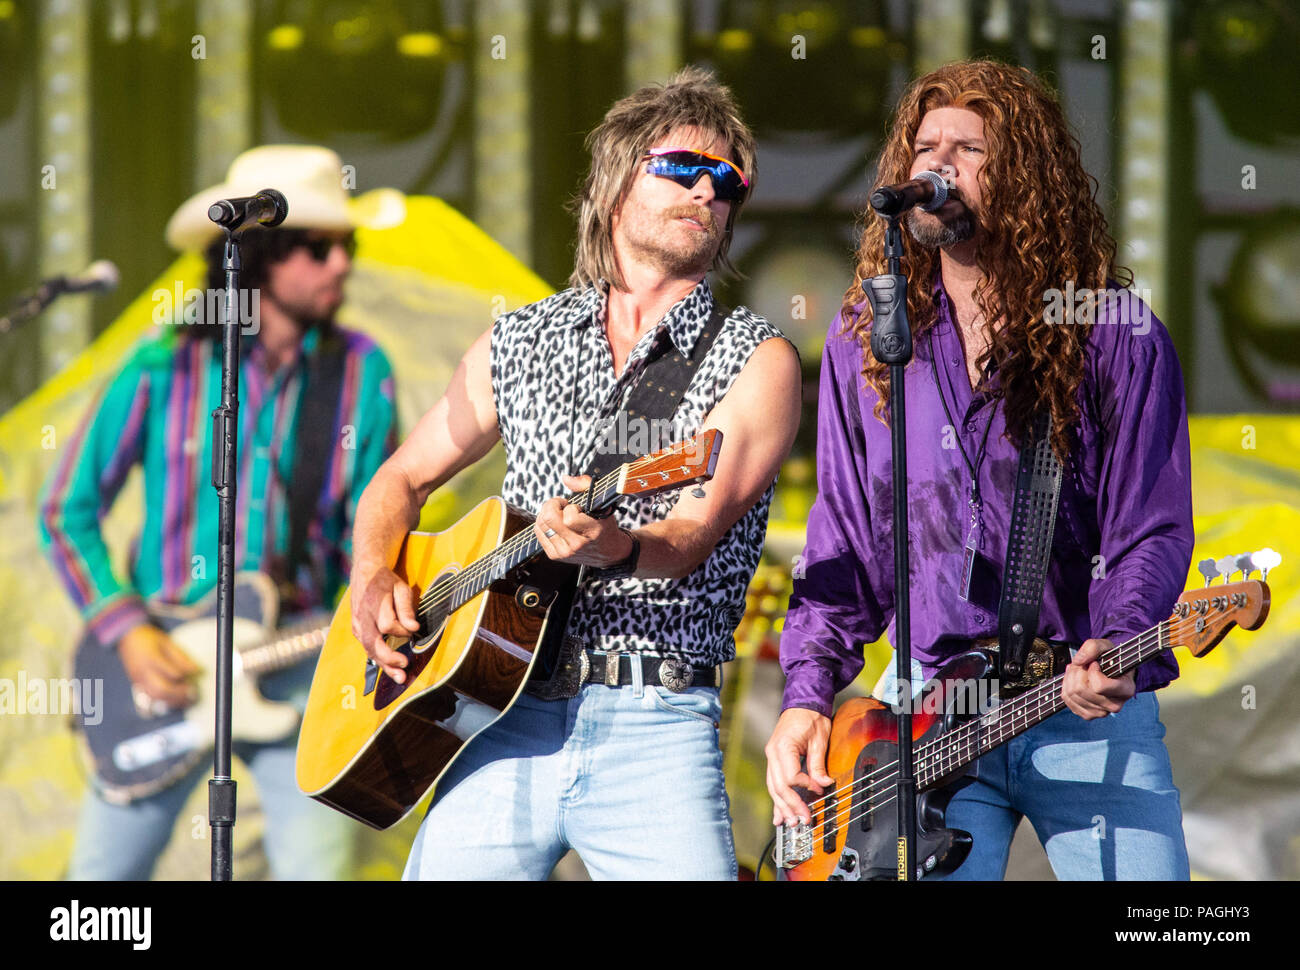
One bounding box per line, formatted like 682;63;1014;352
598;528;640;578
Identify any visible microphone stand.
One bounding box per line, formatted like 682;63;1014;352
863;215;918;881
0;280;63;334
208;229;242;881
204;190;286;881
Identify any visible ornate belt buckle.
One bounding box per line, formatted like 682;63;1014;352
604;652;621;687
658;658;694;693
1025;640;1054;685
526;636;589;700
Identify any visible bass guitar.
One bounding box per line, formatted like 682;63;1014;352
295;431;722;829
774;549;1279;880
74;571;329;802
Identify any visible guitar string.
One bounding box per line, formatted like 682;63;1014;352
418;462;633;608
804;611;1185;815
408;443;700;620
795;620;1177;834
231;615;331;673
421;470;617;607
240;624;330;674
787;613;1217;848
409;467;623;616
794;622;1172;819
807;647;1166;868
794;611;1223;850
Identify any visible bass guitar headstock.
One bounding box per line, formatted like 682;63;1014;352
1176;547;1278;657
616;429;722;499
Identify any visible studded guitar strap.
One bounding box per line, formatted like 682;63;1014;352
585;301;728;480
996;411;1065;681
526;303;729;698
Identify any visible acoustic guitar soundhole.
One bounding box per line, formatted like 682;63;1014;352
371;569;455;711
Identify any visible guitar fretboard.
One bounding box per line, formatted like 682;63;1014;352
914;620;1172;789
420;469;624;618
238;614;331;676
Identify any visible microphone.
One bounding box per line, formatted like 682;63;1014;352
59;259;121;295
207;188;289;234
870;171;951;217
0;260;121;334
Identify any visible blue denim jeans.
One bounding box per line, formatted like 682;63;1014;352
875;658;1189;880
69;658;354;880
403;678;737;880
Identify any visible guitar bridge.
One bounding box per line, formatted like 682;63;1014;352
774;821;813;869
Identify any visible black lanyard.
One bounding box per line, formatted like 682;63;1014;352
929;330;997;600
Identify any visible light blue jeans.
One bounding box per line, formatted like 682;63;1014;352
403;678;737;880
69;658;354;881
875;659;1189;880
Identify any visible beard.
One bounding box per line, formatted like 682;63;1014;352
620;203;723;277
906;194;977;250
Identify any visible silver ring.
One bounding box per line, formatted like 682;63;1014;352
544;528;557;538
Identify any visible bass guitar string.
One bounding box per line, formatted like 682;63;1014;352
796;622;1173;819
799;623;1176;837
791;614;1211;848
798;628;1174;847
798;614;1208;850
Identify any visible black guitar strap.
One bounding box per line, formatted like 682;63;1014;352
996;411;1065;680
283;330;347;605
585;301;729;480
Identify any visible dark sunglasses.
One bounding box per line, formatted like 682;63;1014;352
644;148;749;203
302;234;357;262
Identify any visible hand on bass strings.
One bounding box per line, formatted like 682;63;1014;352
765;706;834;827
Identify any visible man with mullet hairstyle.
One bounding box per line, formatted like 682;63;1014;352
350;67;800;880
766;60;1193;880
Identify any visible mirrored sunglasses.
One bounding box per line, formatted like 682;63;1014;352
644;148;749;203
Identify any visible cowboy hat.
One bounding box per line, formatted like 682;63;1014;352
165;144;356;251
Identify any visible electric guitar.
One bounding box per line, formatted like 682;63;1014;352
774;549;1279;880
73;572;329;802
295;431;723;829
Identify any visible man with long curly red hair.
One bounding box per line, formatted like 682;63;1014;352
766;60;1192;880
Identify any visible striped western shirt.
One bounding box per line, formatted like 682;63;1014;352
38;326;396;646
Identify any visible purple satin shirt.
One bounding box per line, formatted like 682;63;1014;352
780;278;1194;716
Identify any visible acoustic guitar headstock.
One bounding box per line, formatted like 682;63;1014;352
617;429;723;499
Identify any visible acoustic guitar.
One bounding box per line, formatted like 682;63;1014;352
296;431;722;829
774;549;1279;880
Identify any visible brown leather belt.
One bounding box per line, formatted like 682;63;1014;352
975;636;1075;694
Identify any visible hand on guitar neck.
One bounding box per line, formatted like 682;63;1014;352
766;637;1139;828
118;623;200;709
532;475;636;569
350;474;636;688
1063;637;1135;719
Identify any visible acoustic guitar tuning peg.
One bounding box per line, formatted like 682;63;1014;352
1196;558;1220;587
1253;547;1282;581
